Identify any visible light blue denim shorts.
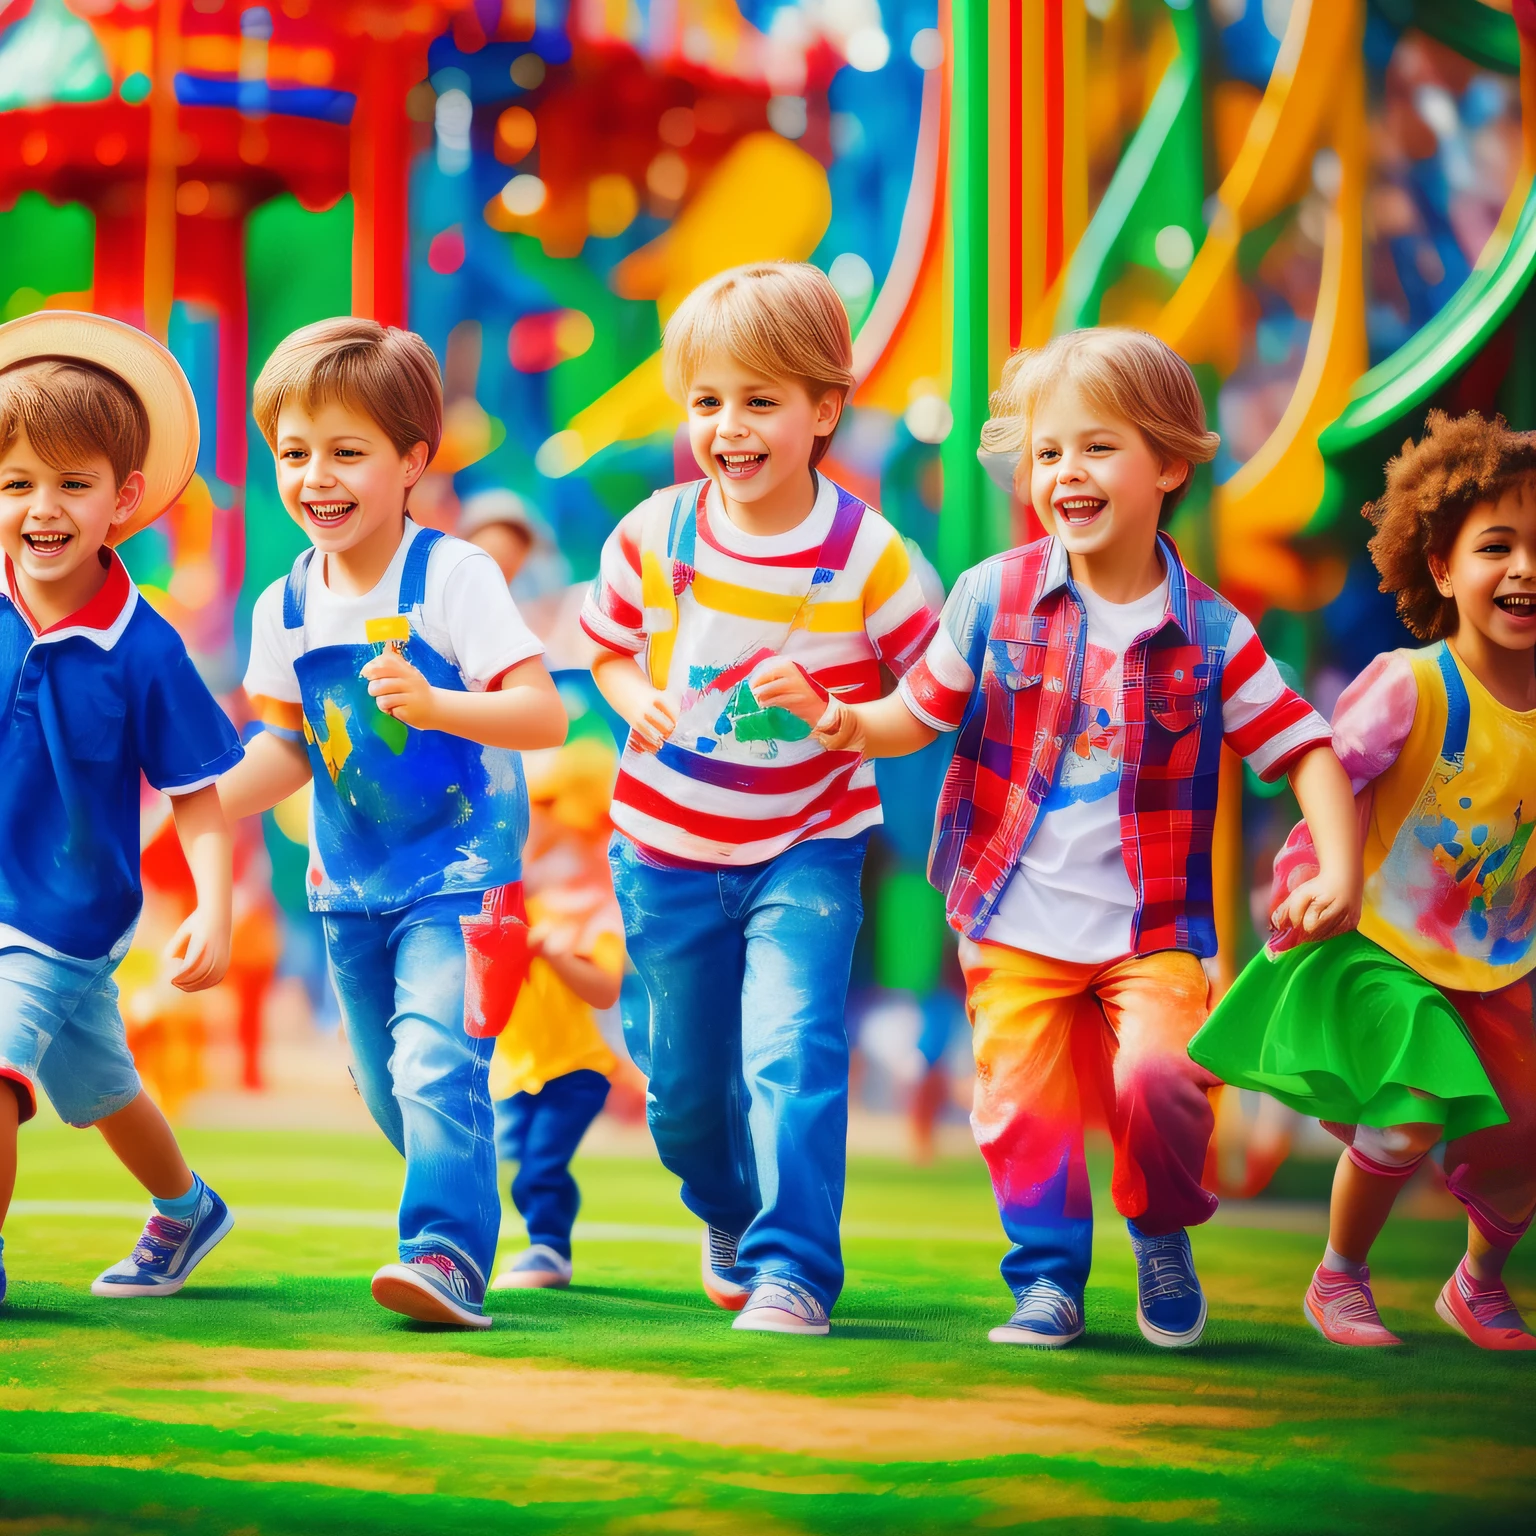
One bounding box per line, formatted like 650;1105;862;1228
0;940;142;1127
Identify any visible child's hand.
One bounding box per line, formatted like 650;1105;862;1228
362;646;437;727
1272;868;1362;946
167;904;231;992
749;659;830;727
526;920;571;959
625;689;677;754
812;700;867;754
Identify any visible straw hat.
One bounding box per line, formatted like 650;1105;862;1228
0;310;199;544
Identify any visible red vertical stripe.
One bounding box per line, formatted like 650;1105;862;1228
1008;0;1023;348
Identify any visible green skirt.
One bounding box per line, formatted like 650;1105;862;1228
1189;930;1507;1142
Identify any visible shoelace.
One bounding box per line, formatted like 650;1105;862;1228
131;1214;192;1268
1013;1282;1078;1331
1458;1266;1526;1331
1318;1277;1381;1326
752;1282;822;1322
1138;1243;1196;1302
708;1227;740;1271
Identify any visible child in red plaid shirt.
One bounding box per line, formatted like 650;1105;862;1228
758;329;1361;1349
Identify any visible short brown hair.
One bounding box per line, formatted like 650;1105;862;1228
662;263;854;468
981;328;1219;512
1365;409;1536;640
0;358;149;488
253;317;443;459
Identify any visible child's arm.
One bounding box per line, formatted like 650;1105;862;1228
361;650;567;750
531;924;624;1010
1271;745;1362;943
749;661;936;757
218;731;313;822
165;784;233;993
590;650;677;753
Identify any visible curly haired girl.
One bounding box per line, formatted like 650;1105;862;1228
1192;409;1536;1350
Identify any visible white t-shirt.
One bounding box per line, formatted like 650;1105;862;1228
244;519;544;711
982;576;1169;963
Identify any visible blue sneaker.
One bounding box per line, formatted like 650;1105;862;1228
989;1278;1084;1347
732;1278;829;1335
0;1236;7;1307
490;1244;572;1290
91;1182;233;1298
1127;1220;1207;1347
372;1251;492;1329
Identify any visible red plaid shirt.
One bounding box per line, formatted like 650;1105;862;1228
899;535;1331;957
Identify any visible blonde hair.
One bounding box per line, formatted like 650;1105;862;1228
0;358;149;488
253;317;443;459
981;328;1219;512
662;263;854;468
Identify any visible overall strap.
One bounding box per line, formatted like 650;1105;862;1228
398;527;445;614
812;485;867;585
282;547;316;630
1435;640;1471;769
641;483;704;690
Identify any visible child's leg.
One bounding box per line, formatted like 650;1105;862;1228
0;1080;18;1231
609;839;756;1242
733;836;866;1314
1093;950;1218;1235
94;1093;193;1202
321;912;406;1154
509;1071;611;1259
1325;1123;1442;1264
960;942;1096;1302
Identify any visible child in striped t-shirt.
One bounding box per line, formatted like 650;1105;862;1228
581;263;937;1334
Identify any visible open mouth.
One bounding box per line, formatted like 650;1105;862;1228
304;500;357;528
22;529;73;557
1054;496;1106;528
717;452;767;481
1495;592;1536;618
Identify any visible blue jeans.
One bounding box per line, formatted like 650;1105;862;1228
610;832;867;1312
494;1068;611;1259
323;893;500;1285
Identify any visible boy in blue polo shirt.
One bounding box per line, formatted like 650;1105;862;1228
0;312;245;1309
219;318;567;1329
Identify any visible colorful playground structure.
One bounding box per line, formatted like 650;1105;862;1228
2;1;1534;1160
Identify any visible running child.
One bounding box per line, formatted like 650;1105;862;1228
581;262;938;1334
1192;409;1536;1351
488;736;624;1291
219;318;567;1329
756;327;1359;1348
0;313;244;1306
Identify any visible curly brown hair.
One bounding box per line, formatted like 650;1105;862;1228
1364;409;1536;640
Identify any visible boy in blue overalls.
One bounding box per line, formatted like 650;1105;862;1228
0;312;244;1307
220;318;567;1329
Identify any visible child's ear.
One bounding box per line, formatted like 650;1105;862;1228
402;440;431;489
813;388;844;438
1428;552;1454;598
1157;459;1190;495
111;469;147;529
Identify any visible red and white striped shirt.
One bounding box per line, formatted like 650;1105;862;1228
582;475;938;866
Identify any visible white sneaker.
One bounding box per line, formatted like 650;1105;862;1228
490;1244;573;1290
732;1279;829;1335
701;1227;749;1311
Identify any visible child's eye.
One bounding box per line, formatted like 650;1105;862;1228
748;396;777;409
281;449;307;461
691;395;720;410
1036;448;1059;462
60;478;90;490
1476;541;1511;554
1;478;29;491
335;449;361;458
1087;442;1114;453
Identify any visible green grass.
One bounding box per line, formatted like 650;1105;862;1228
1;1122;1533;1534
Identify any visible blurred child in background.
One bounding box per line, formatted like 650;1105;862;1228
489;737;625;1291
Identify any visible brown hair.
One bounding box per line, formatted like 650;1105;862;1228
662;263;854;468
253;317;443;459
1365;409;1536;639
980;328;1219;512
0;358;149;488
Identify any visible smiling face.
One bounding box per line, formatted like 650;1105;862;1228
274;397;429;586
1431;483;1536;658
0;430;144;623
683;352;841;532
1026;380;1186;564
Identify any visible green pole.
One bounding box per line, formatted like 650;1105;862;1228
938;0;992;586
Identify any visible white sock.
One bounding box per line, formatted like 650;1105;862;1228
1321;1244;1367;1279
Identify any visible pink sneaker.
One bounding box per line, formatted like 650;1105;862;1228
1436;1258;1536;1351
1303;1264;1402;1347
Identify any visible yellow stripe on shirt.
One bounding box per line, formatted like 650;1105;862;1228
689;573;865;633
862;534;912;619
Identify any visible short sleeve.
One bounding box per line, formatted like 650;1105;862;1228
135;623;244;794
1219;613;1332;781
579;506;648;657
898;565;986;732
438;547;544;691
242;578;305;742
1329;649;1417;792
862;526;939;677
